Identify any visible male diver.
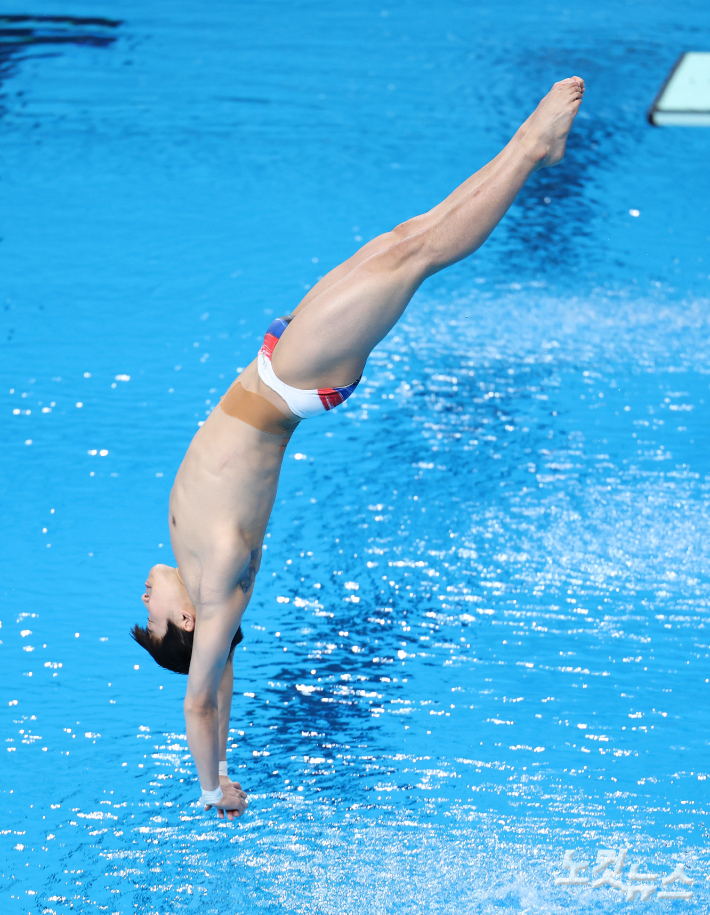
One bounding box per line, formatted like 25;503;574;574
132;77;585;820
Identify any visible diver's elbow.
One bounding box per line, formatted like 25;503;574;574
183;695;217;718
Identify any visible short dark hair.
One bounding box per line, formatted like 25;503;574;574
130;620;243;675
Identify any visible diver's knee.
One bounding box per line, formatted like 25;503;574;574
391;214;428;240
370;230;430;277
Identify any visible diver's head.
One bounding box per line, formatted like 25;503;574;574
139;564;195;638
132;564;243;674
131;564;196;674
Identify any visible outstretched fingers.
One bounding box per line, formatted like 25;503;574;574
204;799;248;821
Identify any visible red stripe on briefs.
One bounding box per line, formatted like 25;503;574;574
318;389;344;410
260;333;279;360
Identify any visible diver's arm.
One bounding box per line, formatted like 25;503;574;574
215;549;260;766
217;651;234;763
181;542;260;817
183;608;239;797
214;652;247;818
183;585;249;816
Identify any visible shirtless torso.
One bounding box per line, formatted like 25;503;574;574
170;358;295;606
134;77;585;820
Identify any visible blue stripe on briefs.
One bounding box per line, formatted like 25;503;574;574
334;379;359;401
266;317;290;340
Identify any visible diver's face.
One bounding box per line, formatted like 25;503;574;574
142;564;195;638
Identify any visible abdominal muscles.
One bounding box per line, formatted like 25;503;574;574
170;402;288;565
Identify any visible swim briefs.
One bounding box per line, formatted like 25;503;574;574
220;315;359;434
257;316;360;418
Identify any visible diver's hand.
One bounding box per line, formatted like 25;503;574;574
204;779;248;821
220;774;246;797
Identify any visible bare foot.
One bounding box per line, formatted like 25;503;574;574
520;77;585;170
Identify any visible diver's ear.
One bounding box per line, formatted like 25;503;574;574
181;609;195;632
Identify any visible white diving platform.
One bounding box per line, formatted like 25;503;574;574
649;52;710;126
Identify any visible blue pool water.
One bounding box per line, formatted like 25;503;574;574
2;1;710;912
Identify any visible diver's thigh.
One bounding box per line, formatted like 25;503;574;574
273;239;427;389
